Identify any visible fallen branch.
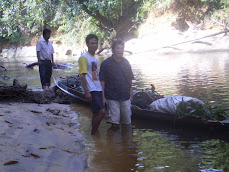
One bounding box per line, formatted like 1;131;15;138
0;65;7;71
135;29;229;54
25;62;38;68
211;18;228;29
97;47;134;55
0;79;54;104
24;62;73;70
97;47;109;55
192;41;212;46
162;29;229;48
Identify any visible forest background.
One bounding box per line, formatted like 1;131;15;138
0;0;229;52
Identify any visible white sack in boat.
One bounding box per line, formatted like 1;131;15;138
149;95;204;114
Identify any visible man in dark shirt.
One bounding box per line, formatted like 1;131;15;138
99;40;134;128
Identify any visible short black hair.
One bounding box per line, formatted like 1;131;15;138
111;40;125;49
43;29;51;36
86;34;98;44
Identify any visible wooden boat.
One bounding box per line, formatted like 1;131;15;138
54;75;229;129
54;75;88;104
131;105;229;129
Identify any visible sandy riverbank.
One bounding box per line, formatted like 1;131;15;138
0;102;87;172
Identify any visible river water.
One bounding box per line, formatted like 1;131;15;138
1;51;229;172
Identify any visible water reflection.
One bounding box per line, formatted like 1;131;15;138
72;103;229;172
127;52;229;107
71;104;138;172
133;129;201;171
1;52;229;171
199;139;229;172
132;118;229;172
93;126;137;172
1;52;229;107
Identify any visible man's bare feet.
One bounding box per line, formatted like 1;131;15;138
111;123;120;129
44;86;53;92
44;86;49;91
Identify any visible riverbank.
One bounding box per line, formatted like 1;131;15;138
0;102;87;172
1;29;228;62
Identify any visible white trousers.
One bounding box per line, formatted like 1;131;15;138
106;99;132;124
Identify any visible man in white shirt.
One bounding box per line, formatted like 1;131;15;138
78;34;105;135
36;29;55;91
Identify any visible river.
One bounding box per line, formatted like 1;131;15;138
1;51;229;172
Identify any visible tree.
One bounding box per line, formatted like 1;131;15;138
69;0;150;41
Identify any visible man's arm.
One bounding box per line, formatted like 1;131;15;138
51;54;56;67
51;43;55;66
127;60;134;102
80;73;92;102
99;62;107;105
37;51;41;65
130;80;133;102
78;56;90;101
100;80;107;105
51;54;54;62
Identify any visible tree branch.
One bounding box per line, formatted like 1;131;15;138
81;3;113;29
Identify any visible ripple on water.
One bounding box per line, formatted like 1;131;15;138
2;52;229;172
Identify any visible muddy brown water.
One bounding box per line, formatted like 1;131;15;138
1;52;229;171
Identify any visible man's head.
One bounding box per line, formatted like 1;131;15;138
111;40;125;61
43;29;51;40
86;34;98;55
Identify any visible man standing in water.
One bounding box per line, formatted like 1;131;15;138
78;34;105;135
36;28;55;91
99;40;134;129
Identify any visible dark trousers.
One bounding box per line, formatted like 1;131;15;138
39;60;52;89
90;91;104;114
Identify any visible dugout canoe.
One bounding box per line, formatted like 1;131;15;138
54;75;88;104
54;75;229;129
131;105;229;128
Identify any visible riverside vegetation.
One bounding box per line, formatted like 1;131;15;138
0;0;229;50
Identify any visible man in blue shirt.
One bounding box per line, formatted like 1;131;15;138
99;40;134;129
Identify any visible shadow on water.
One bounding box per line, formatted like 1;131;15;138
132;118;229;172
132;118;229;142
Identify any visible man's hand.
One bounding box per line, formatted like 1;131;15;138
80;73;91;102
85;92;92;102
130;95;133;103
102;96;107;106
37;51;41;65
52;62;56;68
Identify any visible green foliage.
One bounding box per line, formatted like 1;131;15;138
172;0;228;25
152;0;173;9
0;0;228;46
0;36;9;45
55;0;160;43
8;32;30;46
208;0;229;23
74;0;147;40
200;140;229;171
176;99;229;121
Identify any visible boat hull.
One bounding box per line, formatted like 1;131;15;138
54;76;229;129
132;105;229;128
